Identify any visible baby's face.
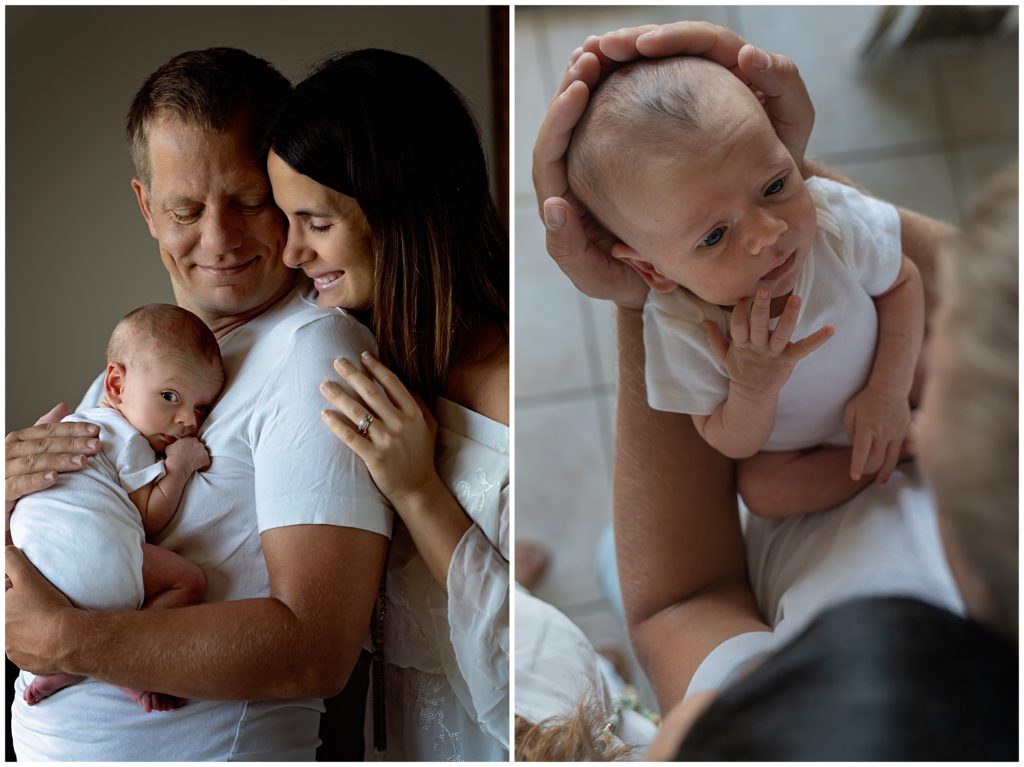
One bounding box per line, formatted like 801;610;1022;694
608;95;818;307
117;352;224;453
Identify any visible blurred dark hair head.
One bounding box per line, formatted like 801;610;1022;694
677;597;1018;761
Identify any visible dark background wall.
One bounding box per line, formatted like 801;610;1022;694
6;5;498;428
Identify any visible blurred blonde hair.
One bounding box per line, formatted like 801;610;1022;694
926;166;1018;637
514;690;639;762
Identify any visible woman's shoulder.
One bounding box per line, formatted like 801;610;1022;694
444;321;508;425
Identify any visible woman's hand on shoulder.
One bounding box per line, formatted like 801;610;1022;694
320;352;442;506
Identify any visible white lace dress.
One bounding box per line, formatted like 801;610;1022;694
365;397;509;761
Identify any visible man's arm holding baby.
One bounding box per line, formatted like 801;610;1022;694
7;525;386;700
130;437;211;537
695;290;834;459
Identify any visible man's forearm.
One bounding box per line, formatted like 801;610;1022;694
614;308;767;707
30;525;387;701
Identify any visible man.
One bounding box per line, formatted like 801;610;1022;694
5;48;391;760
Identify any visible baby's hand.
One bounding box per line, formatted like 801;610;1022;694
844;384;911;483
164;437;211;475
703;290;834;402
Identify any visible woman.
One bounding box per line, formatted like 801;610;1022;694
530;20;1016;759
267;49;509;761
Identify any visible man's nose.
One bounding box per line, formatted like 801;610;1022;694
199;207;244;255
743;209;788;256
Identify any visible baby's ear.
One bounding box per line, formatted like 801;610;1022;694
611;243;678;293
104;363;127;404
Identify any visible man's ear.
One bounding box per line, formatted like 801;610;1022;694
131;178;159;239
104;363;127;405
610;243;678;293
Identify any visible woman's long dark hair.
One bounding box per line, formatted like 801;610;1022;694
270;49;507;402
677;597;1018;760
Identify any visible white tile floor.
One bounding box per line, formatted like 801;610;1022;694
514;5;1017;712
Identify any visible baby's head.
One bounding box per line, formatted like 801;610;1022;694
103;304;224;453
567;57;817;307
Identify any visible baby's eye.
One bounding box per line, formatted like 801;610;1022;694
195;404;212;416
160;391;180;404
701;227;727;248
764;177;786;196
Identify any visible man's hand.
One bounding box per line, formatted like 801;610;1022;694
844;383;912;483
6;544;72;675
533;21;816;307
164;437;211;474
6;404;100;544
704;291;834;400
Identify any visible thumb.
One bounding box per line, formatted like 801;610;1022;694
544;197;590;273
737;44;813;165
6;544;31;591
35;403;71;427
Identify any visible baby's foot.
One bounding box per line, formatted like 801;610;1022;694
118;687;185;713
24;673;85;705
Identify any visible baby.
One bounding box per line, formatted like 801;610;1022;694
567;57;923;518
10;303;224;711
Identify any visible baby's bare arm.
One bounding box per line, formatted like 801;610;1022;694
696;290;833;459
129;438;210;537
739;448;875;518
844;257;924;482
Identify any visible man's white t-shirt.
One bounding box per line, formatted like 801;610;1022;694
11;406;165;612
685;465;964;698
11;287;393;761
644;176;903;450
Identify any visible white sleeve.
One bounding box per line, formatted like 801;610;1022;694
684;630;775;699
444;480;509;748
643;289;730;415
112;427;165;493
249;314;392;537
814;177;903;296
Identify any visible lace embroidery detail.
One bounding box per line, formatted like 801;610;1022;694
454;468;496;518
415;674;464;761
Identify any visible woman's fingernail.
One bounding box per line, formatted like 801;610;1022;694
752;47;772;70
86;439;99;450
335;357;352;373
320;381;330;394
71;455;86;467
544;202;566;230
361;350;372;362
44;471;57;482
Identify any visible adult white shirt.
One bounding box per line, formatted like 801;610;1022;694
11;286;392;761
686;465;964;698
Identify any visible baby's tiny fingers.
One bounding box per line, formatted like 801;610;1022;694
749;288;771;348
730;297;753;345
768;295;802;353
787;324;834;361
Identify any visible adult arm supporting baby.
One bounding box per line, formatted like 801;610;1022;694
6;523;387;701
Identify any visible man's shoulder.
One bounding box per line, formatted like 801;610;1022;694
259;289;374;351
